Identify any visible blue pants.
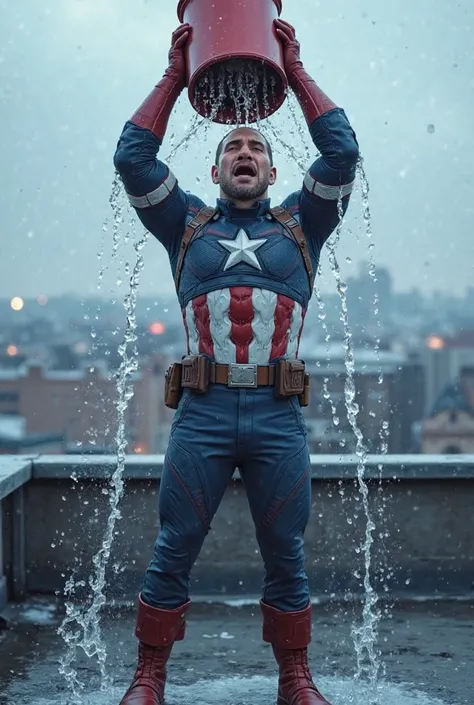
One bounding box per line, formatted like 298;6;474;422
141;384;311;612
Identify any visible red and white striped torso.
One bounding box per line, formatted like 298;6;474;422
182;286;306;365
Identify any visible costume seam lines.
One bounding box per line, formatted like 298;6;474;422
260;459;310;530
166;455;209;528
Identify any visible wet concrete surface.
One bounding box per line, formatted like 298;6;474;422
0;597;472;705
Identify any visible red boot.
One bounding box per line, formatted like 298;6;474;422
260;601;332;705
119;595;190;705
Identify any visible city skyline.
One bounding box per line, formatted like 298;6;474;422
1;0;473;298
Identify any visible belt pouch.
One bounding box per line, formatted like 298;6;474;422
275;359;306;398
181;355;209;393
164;363;183;410
298;373;311;407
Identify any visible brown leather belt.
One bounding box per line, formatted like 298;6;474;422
165;356;310;408
210;362;276;387
180;355;306;393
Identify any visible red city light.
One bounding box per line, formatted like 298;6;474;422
149;322;165;336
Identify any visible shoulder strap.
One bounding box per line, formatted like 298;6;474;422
270;206;314;291
174;206;217;292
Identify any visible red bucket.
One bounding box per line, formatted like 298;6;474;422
177;0;287;124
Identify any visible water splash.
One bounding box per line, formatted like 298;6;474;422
27;674;449;705
57;102;207;699
357;157;388;441
352;159;391;456
262;119;308;172
264;97;344;450
313;284;343;447
194;61;278;125
263;106;342;445
58;229;148;701
356;156;392;652
85;175;132;453
259;99;383;698
58;175;144;698
54;74;384;704
166;113;206;162
97;173;128;291
326;196;381;702
286;91;312;164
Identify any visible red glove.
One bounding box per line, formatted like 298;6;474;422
274;19;337;125
131;24;191;141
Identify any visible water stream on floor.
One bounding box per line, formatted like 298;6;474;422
267;96;383;701
56;120;205;699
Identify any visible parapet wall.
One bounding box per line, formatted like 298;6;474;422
2;455;474;605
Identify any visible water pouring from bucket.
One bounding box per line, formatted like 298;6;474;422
56;3;386;705
177;0;288;123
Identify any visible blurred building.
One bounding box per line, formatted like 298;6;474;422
0;358;170;455
300;343;425;453
424;331;474;414
346;263;394;335
0;414;64;454
420;366;474;454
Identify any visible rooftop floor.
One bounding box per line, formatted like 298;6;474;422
0;598;472;705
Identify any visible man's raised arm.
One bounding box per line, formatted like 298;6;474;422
275;19;359;248
113;24;204;252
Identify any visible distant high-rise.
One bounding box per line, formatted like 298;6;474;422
346;261;394;330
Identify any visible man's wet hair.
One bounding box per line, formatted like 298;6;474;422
215;129;273;166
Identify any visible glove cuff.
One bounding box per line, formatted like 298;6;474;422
288;66;338;125
130;69;183;140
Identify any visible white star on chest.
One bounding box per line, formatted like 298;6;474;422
218;229;267;271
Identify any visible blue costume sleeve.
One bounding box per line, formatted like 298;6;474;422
281;108;359;251
113;122;206;258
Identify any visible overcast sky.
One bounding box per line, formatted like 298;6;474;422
1;0;473;300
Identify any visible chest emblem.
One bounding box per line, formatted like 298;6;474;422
218;229;267;271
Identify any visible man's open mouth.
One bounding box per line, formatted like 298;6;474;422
233;164;256;177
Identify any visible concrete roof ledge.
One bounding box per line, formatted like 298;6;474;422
0;456;35;500
29;454;474;481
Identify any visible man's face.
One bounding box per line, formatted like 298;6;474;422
211;128;277;202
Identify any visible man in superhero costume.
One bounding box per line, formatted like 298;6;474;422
114;18;359;705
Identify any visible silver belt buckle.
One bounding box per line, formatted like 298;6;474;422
228;363;258;388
